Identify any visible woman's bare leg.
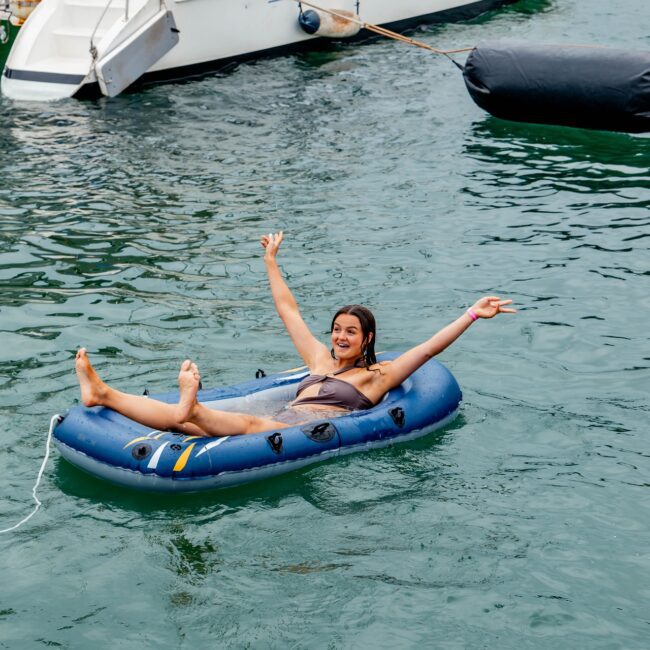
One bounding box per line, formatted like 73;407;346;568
75;349;289;438
176;360;290;436
75;349;207;435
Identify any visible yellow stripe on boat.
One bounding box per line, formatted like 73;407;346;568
173;443;196;473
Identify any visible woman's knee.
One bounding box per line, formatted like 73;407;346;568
238;414;279;435
241;414;262;435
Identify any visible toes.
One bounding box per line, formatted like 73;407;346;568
180;359;191;371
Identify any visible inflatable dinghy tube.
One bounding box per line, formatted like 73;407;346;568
463;41;650;133
298;9;361;38
53;353;461;493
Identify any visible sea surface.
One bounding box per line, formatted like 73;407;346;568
1;1;649;647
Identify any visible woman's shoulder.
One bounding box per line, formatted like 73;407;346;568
365;360;392;375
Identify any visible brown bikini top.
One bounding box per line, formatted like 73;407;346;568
293;365;374;411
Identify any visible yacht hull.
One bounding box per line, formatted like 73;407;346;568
3;0;514;100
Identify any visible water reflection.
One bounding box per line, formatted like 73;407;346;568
465;118;650;191
53;454;317;515
498;0;556;18
461;119;650;250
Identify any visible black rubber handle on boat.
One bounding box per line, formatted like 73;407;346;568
267;432;283;454
389;407;405;428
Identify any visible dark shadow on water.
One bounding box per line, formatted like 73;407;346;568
468;116;650;162
462;117;650;198
492;0;555;18
52;456;314;515
293;47;355;70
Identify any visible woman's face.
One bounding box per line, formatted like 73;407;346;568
331;314;371;361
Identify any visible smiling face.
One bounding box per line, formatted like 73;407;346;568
331;313;372;362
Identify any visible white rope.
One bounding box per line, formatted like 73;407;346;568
0;414;60;534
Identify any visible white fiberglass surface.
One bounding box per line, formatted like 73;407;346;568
1;76;79;100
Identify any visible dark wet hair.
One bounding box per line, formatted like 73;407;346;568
330;304;377;368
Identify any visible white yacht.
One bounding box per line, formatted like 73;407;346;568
2;0;512;100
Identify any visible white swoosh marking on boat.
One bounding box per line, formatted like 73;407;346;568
147;441;169;470
196;436;230;457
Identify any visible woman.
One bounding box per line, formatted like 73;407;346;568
75;231;515;437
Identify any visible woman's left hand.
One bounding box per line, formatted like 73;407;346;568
470;296;517;319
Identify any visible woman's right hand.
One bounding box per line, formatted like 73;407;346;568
261;231;284;262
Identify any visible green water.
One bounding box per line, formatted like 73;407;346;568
1;1;649;647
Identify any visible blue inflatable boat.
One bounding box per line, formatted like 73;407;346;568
53;353;461;493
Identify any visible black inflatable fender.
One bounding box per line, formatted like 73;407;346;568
463;41;650;133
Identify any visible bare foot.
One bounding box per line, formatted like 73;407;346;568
176;360;201;423
75;348;108;407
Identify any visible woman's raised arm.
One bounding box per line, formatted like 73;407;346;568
379;296;516;392
261;232;328;367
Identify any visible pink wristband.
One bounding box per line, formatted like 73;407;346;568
467;309;478;322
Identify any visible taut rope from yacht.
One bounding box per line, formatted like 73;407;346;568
295;0;473;68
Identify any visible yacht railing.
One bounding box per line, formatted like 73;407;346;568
89;0;130;60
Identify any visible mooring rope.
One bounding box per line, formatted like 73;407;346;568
294;0;473;68
0;414;60;534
